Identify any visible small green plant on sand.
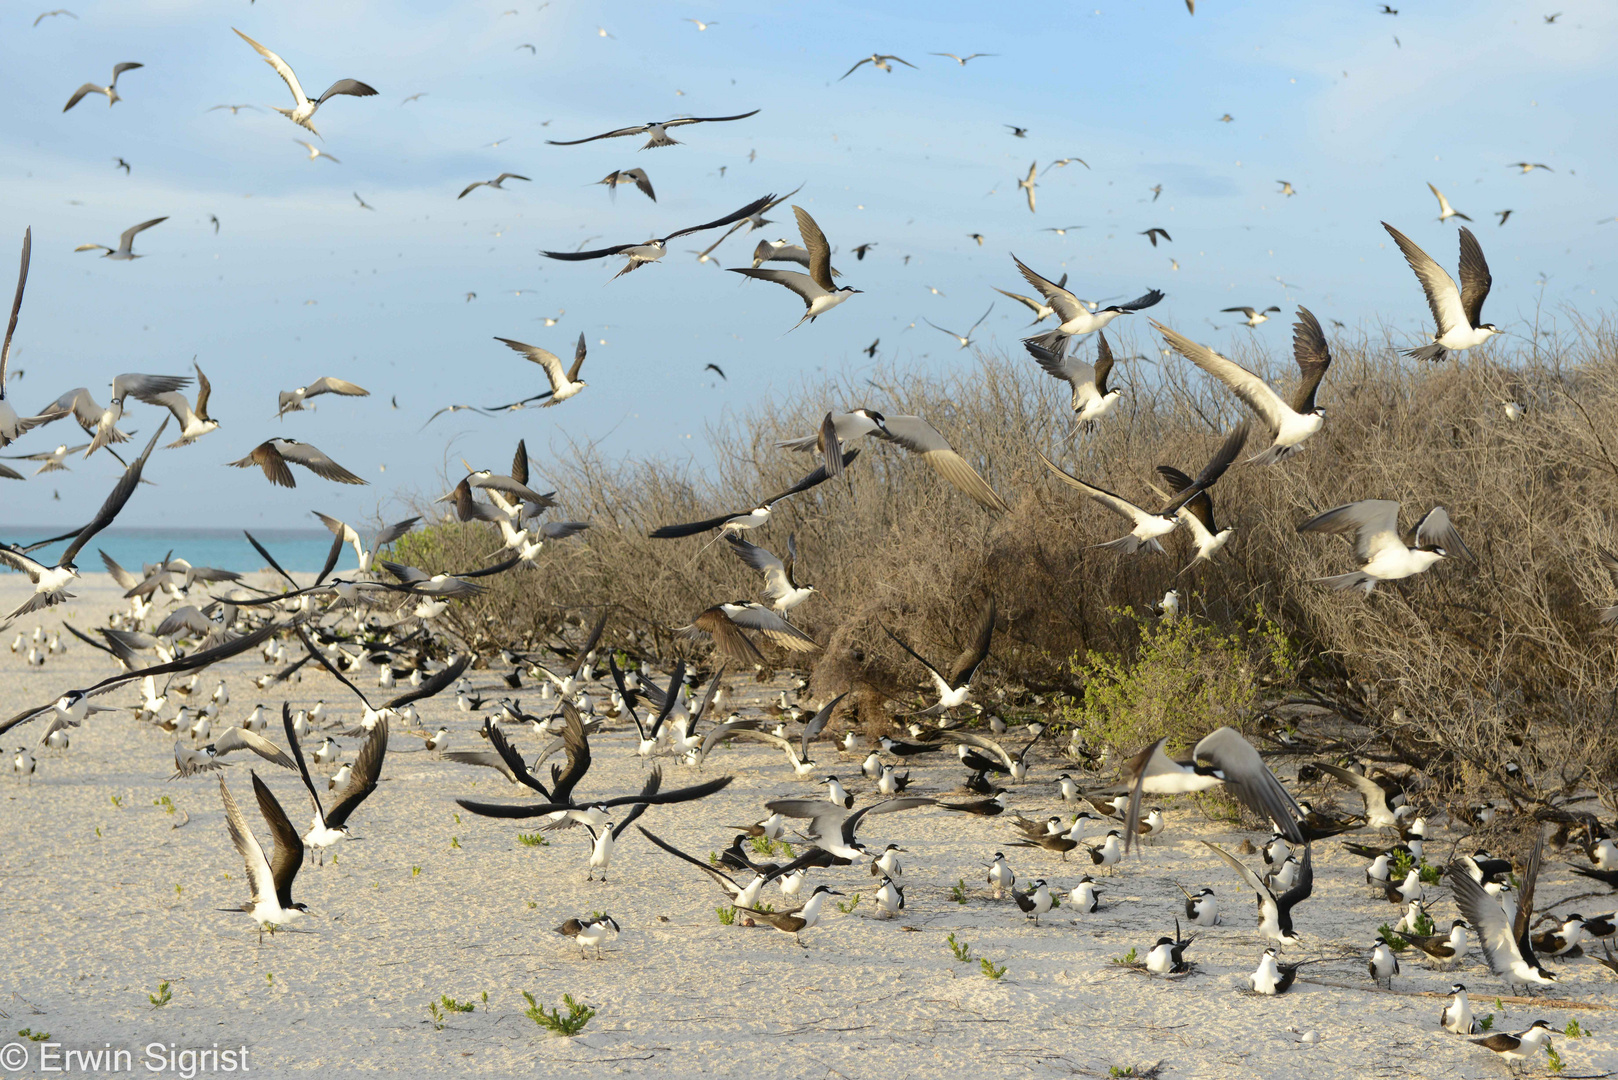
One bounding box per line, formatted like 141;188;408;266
1564;1019;1589;1038
835;893;861;914
517;832;549;847
148;981;172;1008
17;1029;51;1042
1547;1045;1565;1073
1112;947;1138;966
716;906;736;926
949;879;968;904
946;933;972;962
980;958;1007;980
522;991;595;1036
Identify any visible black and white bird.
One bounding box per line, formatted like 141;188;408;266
546;110;759;149
1013;255;1164;353
0;421;167;620
724;534;816;614
1314;763;1415;830
554;915;619;959
229;439;366;488
233;29;377;136
839;54;916;79
650;453;850;540
776;409;1009;511
1448;837;1558;989
1383;223;1499;361
1201;841;1313;946
1396;920;1470;968
1154;309;1332;465
1368;937;1400;988
882;596;995;714
1039;424;1247;557
74;217;167;260
152;363;220;447
218;772;308;940
275;376;369;418
1427;182;1471;223
172;727;294;779
490;333;588;408
923;304;994;350
1119;731;1307;848
1472;1021;1555;1066
987;852;1015;898
457;172;530;199
1024;332;1121;429
283;704;386;865
312;513;419;573
1440;983;1478;1034
1146;923;1195;974
544;194;774;279
729;207;861;329
764;796;936;861
596;168;656;202
1249;947;1302;994
1182;885;1221;926
1012;878;1054;923
63;62;143;111
1296;500;1470;592
1224;306;1281;327
738;884;842;945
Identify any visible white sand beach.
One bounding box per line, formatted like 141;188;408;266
3;576;1616;1079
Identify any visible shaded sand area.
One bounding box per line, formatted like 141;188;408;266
3;575;1616;1078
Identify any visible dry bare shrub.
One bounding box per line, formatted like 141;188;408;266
395;315;1618;813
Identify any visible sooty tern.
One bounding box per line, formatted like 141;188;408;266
1203;840;1313;946
74;216;167;260
219;772;309;940
1449;835;1557;989
63;62;142;111
1124;728;1304;848
1014;254;1164;353
546;110;759;149
232;29;377;136
545;194;774;279
1024;331;1120;429
881;596;995;715
1383;222;1499;361
729;206;861;329
1296;499;1471;592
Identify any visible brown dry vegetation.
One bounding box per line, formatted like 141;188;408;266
393;316;1618;819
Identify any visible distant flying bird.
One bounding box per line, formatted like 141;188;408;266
1223;306;1281;327
516;44;536;53
1154;310;1332;465
1141;227;1172;247
547;110;759;149
34;10;76;25
596;168;656;202
544;194;773;279
704;363;726;380
353;192;375;210
930;52;994;65
400;93;427;104
1508;162;1552;174
1047;157;1088;170
1495;210;1512;226
851;243;875;260
114;158;131;174
1382;222;1499;361
489;333;588;408
210;215;220;233
1297;500;1470;592
1042;225;1082;236
1018;162;1038;213
74;217;167;260
1150;184;1163;201
1380;4;1397;12
1544;11;1561;22
277;376;369;418
924;304;994;350
684;18;717;29
228;439;367;488
967;233;984;245
1277;180;1295;196
232;28;378;137
729;206;861;329
839;54;917;79
1218;113;1233;122
996;288;1059;325
63;63;143;111
457;172;529;198
1427;182;1471;222
864;339;879;357
207;104;259;114
1006;125;1028;138
294;140;339;164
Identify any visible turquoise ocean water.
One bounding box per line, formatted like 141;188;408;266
2;526;341;574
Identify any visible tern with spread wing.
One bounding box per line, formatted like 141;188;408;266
777;410;1009;512
229;439;365;488
276;376;368;418
596;168;655;201
764;796;936;861
1449;836;1557;988
75;216;167;261
1296;499;1470;592
729;206;861;329
724;533;816;613
283;703;386;864
63;62;142;111
650;453;851;539
1122;728;1304;850
488;333;586;408
1024;331;1121;429
547;110;759;149
312;512;419;572
1383;223;1499;361
457;172;529;199
882;596;995;714
0;230;53;449
233;28;377;136
219;773;308;939
1154;310;1331;464
839;54;916;79
1012;255;1164;354
1202;840;1313;946
544;194;774;279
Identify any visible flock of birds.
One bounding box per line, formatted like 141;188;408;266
1;11;1613;1073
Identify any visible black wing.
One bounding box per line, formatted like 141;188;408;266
541;243;638;262
486;719;550;797
569;608;609;676
281;702;327;826
457;776;733;819
251;772;304;907
546;701;593;805
60;419;169;566
325;718;387;829
384;654;471;710
660;194;776;242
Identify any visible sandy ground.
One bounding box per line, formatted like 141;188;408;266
3;575;1617;1080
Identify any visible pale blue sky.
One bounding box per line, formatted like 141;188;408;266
2;0;1614;528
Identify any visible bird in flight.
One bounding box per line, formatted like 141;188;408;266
547;110;759;150
684;18;717;30
1508;162;1552;174
295;140;340;164
63;63;143;112
74;217;167;261
544;194;773;280
1495;210;1512;227
400;93;427;105
113;158;131;175
34;9;76;25
596;168;656;202
1018;162;1038;213
228;439;367;488
1223;306;1281;327
924;304;994;350
207;104;259;114
353;192;375;211
931;51;995;65
1141;227;1172;247
1277;180;1295;196
457;172;529;199
840;54;916;80
1427;182;1471;222
728;206;861;329
1006;125;1028;138
1382;222;1498;361
232;28;378;137
487;333;588;409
